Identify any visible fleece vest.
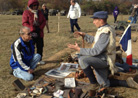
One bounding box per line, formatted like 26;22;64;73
93;25;118;75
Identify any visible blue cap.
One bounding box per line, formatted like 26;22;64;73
91;11;108;19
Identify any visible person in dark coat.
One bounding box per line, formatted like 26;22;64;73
22;0;46;65
41;3;50;33
113;6;119;23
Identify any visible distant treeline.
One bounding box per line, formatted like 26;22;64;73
0;0;133;14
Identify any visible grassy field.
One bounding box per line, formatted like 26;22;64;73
0;14;138;98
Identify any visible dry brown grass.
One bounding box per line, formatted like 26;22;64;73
0;14;138;98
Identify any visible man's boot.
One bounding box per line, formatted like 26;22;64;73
82;66;99;92
83;66;97;84
126;77;138;89
9;69;13;75
82;83;99;93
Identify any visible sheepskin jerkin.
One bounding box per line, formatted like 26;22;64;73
92;25;118;75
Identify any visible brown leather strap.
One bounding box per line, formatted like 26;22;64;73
82;36;85;48
68;89;73;98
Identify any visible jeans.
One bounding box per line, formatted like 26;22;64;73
78;56;110;87
70;19;80;32
130;15;137;23
13;53;41;81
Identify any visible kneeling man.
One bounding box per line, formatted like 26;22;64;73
10;26;41;81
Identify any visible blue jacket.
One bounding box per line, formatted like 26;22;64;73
10;37;34;71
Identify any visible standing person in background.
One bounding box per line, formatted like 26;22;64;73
41;3;50;33
67;0;81;33
113;6;119;23
22;0;46;65
130;4;138;24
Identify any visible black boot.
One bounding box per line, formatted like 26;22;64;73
9;69;13;75
110;79;128;87
83;66;97;84
82;66;99;93
126;77;138;89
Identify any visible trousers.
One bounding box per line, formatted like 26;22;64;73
33;37;44;60
70;19;80;32
78;56;110;87
130;15;137;23
13;54;41;81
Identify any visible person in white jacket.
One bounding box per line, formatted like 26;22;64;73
67;0;81;33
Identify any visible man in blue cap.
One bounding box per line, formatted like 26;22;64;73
68;11;138;93
68;11;117;91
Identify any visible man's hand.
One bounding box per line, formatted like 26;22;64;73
68;42;80;51
74;31;85;38
28;69;34;74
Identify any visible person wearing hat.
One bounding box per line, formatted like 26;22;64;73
41;3;50;33
68;11;138;92
22;0;46;65
68;11;117;91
